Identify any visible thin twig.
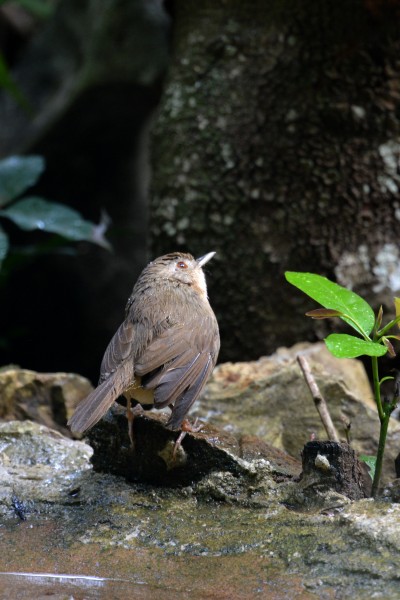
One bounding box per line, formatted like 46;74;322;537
297;355;340;443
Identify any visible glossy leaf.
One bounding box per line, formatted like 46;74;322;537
0;155;44;206
285;272;375;336
325;333;387;358
0;197;111;249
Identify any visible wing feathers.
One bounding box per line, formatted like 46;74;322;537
100;320;135;382
167;354;213;429
152;352;201;408
134;324;186;375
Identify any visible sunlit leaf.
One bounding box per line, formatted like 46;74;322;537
285;272;375;336
0;155;44;206
325;333;387;358
0;197;111;249
359;455;376;481
306;308;344;319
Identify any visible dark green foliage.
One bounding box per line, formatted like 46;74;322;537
0;155;111;269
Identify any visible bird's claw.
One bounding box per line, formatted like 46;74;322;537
172;417;203;460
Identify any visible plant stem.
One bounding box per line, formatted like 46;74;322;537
377;314;400;337
370;355;391;497
371;412;390;498
371;356;384;421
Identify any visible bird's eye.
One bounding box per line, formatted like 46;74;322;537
177;261;188;269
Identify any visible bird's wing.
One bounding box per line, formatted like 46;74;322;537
135;314;220;429
99;319;136;382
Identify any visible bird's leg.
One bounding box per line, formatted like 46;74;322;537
126;398;134;447
172;417;203;460
126;399;144;448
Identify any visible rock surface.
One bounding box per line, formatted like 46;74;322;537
1;345;400;598
0;420;92;516
0;367;93;435
0;423;400;599
195;342;400;484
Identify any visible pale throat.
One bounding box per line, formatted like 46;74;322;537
193;269;208;298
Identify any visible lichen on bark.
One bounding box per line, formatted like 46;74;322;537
151;0;400;361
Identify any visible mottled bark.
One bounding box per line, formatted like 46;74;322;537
300;441;372;499
151;0;400;361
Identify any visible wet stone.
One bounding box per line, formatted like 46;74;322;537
0;420;93;516
88;408;292;488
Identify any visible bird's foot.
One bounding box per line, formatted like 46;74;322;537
172;417;203;460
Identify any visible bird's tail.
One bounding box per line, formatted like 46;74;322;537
68;364;131;434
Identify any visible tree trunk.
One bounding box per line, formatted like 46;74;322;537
151;0;400;362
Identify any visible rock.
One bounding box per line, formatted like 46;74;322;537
0;366;93;435
88;408;300;491
195;342;400;484
1;400;400;598
239;435;301;480
0;420;93;517
382;478;400;503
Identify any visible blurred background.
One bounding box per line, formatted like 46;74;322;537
0;0;400;383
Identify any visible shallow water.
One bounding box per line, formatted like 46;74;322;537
0;517;319;600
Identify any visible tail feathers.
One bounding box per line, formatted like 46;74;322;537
68;369;129;434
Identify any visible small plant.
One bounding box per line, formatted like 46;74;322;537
285;271;400;497
0;154;111;271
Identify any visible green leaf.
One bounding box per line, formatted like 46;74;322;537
359;455;376;481
0;156;45;206
285;272;375;336
0;197;111;249
325;333;387;358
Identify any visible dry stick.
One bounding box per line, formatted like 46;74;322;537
297;355;340;443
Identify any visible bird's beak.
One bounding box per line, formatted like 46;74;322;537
196;252;216;268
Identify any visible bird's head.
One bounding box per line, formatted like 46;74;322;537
148;251;216;296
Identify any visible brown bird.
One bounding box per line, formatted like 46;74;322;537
68;252;220;445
